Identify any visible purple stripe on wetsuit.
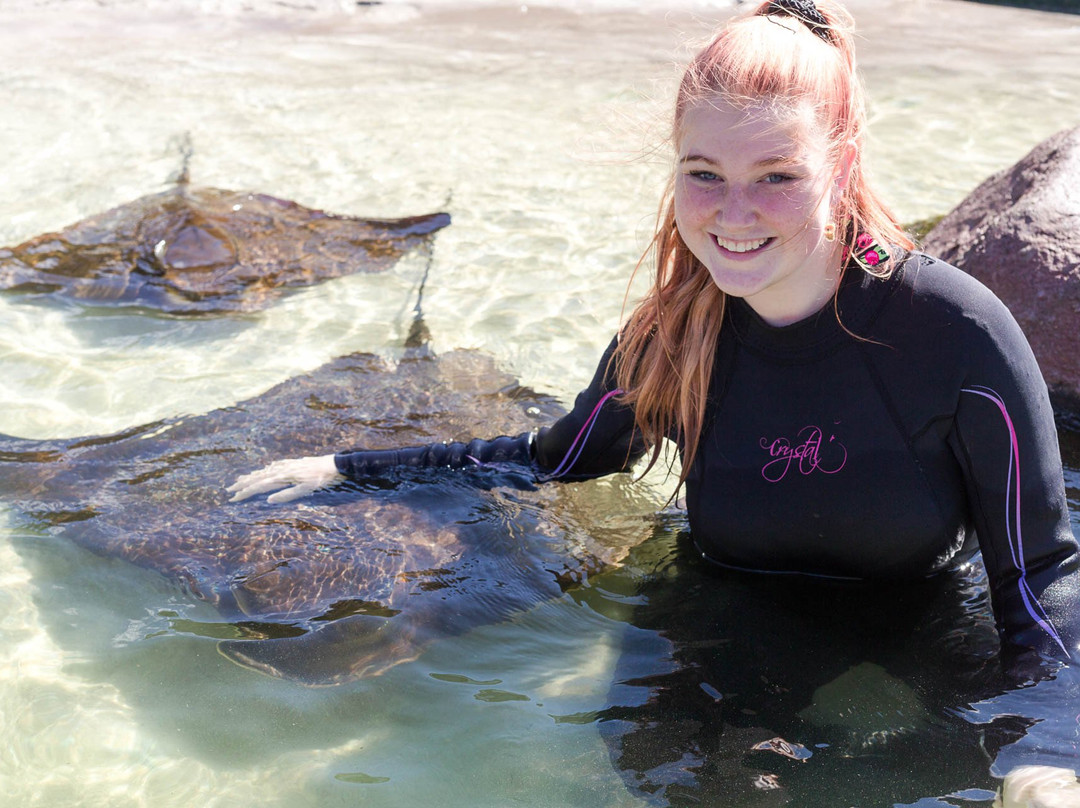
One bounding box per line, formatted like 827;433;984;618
962;385;1070;658
543;388;624;480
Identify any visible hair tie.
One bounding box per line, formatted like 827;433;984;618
760;0;833;43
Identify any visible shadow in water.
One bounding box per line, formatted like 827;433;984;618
590;491;1080;806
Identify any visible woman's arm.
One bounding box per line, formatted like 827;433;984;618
531;335;645;480
229;336;646;503
949;298;1080;670
227;434;537;504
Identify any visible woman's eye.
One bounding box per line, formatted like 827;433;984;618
763;173;795;185
760;172;803;185
689;170;720;182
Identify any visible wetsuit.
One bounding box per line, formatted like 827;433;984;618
335;251;1080;665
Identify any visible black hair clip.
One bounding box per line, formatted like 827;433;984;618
760;0;833;43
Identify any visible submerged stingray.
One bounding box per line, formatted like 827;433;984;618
0;182;450;314
0;349;643;685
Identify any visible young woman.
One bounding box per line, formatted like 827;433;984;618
230;0;1078;792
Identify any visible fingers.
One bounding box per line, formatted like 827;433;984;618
227;460;301;502
267;482;317;505
267;472;346;504
227;474;288;502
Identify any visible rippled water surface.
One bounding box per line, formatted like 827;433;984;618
2;1;1079;805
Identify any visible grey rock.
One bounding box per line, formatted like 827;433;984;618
922;125;1080;413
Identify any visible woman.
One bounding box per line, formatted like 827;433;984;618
230;0;1078;794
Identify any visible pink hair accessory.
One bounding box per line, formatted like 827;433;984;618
844;233;889;272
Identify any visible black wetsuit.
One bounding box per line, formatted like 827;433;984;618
336;252;1080;665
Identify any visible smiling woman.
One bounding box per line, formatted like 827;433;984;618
228;4;1080;797
3;0;1077;804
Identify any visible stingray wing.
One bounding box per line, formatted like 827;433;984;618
0;187;451;314
0;350;619;684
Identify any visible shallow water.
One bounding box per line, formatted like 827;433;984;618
1;0;1080;805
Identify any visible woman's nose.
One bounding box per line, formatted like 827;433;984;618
716;186;757;229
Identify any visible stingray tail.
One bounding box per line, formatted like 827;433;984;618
168;132;194;189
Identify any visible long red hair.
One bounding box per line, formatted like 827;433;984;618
614;0;913;485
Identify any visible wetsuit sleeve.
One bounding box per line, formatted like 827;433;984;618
334;336;646;482
334;433;534;478
532;335;647;480
948;295;1080;669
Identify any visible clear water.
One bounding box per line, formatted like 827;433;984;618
2;1;1080;805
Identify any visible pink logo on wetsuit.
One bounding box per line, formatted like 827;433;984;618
758;425;848;482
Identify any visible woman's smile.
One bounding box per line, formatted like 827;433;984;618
712;234;775;255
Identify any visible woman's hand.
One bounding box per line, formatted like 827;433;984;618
227;454;344;504
995;765;1080;808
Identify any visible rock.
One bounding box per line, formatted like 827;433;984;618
921;126;1080;415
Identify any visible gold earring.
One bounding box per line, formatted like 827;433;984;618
824;222;836;242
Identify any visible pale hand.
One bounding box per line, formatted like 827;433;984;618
994;765;1080;808
227;454;344;504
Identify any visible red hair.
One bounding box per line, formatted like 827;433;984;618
614;0;913;487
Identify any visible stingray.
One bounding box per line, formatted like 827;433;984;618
0;347;644;685
0;177;450;315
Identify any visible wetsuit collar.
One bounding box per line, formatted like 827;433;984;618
726;257;904;360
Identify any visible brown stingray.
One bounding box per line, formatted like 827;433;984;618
0;184;450;314
0;349;647;685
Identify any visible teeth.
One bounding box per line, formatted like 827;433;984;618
716;236;769;253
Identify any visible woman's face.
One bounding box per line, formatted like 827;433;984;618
673;98;849;326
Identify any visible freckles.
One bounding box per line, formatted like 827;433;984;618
673;196;700;229
759;191;814;222
677;186;721;222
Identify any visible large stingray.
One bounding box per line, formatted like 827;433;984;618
0;347;645;685
0;179;450;314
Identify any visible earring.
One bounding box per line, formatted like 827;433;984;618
824;222;836;242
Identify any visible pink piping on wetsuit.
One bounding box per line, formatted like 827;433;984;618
962;385;1070;658
543;389;624;480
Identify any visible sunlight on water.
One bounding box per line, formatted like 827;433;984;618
2;0;1080;805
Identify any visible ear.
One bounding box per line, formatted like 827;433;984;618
833;140;857;195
